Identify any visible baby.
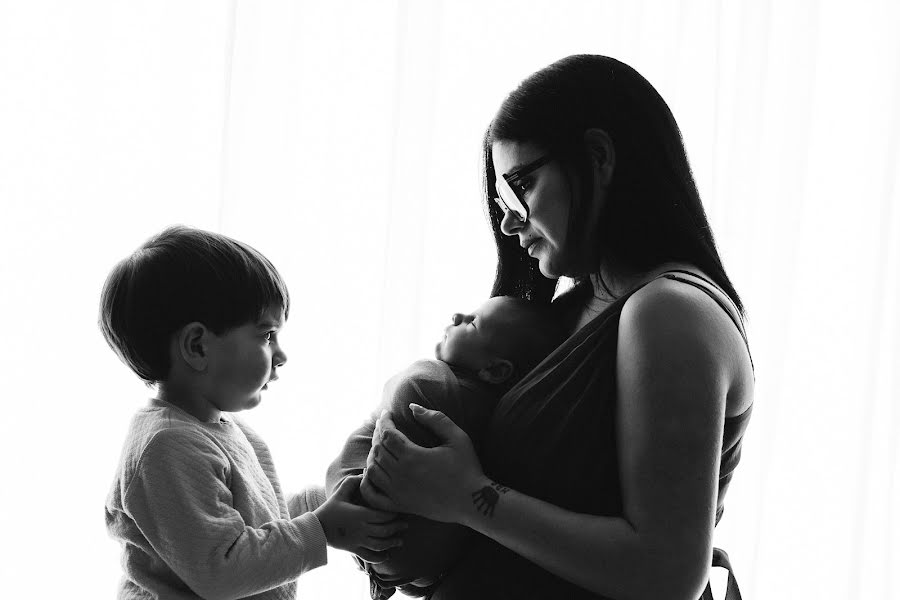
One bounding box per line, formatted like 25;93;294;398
325;295;562;599
101;226;404;599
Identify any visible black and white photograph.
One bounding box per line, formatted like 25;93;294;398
0;1;897;598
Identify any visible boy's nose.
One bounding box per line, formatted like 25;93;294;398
273;347;287;367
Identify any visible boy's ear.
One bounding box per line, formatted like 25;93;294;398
175;322;209;372
477;358;515;385
583;128;615;186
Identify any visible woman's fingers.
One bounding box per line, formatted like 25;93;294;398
380;426;414;457
372;410;386;445
365;460;393;491
373;437;400;462
408;403;466;443
373;409;397;444
378;409;397;430
360;471;400;511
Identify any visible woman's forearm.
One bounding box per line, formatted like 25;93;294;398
458;475;710;600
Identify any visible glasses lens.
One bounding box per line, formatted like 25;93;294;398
495;175;528;221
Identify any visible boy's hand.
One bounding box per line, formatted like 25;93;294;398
314;475;407;563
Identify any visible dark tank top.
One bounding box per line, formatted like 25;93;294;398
431;270;753;600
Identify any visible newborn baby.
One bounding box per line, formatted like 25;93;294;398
325;295;562;598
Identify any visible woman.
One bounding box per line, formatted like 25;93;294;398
361;55;753;600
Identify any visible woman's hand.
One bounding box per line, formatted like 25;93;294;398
313;475;407;563
360;403;485;524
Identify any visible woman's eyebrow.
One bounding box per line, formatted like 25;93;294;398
503;163;527;178
504;156;544;179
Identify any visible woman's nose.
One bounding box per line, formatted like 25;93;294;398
498;208;525;236
451;313;464;326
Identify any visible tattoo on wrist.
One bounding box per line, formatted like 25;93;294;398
471;481;509;517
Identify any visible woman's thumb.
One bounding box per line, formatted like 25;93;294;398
409;403;460;441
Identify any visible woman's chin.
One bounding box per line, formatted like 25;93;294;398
535;255;564;279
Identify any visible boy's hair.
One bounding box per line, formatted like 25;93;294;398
488;297;563;383
98;225;290;386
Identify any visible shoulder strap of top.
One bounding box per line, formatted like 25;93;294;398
699;548;744;600
654;269;754;374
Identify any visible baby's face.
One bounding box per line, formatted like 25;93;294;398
435;297;517;372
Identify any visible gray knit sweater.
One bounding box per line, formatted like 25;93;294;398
106;398;328;599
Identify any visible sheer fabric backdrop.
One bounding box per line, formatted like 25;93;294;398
0;1;896;598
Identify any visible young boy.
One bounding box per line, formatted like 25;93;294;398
101;225;405;600
325;295;562;599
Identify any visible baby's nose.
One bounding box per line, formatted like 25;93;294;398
451;313;464;326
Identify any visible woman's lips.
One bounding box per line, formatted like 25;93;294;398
526;240;541;256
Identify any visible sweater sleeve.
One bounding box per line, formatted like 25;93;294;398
286;485;327;518
123;429;327;600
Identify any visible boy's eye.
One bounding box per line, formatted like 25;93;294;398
264;331;274;342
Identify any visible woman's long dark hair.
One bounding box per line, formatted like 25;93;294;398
484;54;745;316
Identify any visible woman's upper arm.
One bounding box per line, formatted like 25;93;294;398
615;280;729;586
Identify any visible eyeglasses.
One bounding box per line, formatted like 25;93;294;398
493;154;553;223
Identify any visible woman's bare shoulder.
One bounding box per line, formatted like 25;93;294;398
619;273;753;415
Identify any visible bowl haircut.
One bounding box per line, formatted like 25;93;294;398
98;225;290;386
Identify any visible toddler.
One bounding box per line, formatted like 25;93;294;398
101;226;405;599
325;295;562;599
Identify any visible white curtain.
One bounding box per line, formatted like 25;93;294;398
0;1;897;598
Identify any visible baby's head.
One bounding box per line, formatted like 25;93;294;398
98;226;289;411
435;296;561;390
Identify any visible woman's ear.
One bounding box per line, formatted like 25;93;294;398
477;359;515;385
175;322;209;372
583;128;615;186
